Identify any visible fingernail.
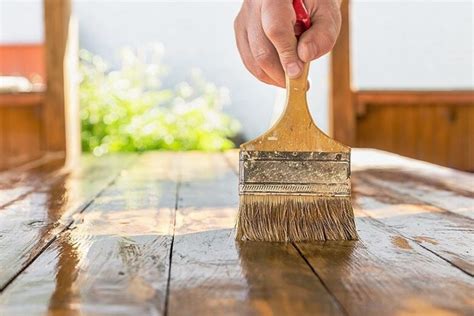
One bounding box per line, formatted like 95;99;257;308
286;62;301;78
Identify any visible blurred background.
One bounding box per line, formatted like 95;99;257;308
0;0;473;171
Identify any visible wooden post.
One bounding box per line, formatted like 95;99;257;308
329;0;355;146
43;0;80;166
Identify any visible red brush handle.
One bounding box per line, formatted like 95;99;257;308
293;0;311;37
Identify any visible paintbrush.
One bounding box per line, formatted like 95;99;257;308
236;0;358;242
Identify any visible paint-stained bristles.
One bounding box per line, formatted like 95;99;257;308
236;195;358;242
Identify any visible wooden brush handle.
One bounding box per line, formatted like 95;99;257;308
241;0;349;153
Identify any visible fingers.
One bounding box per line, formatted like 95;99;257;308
234;13;278;86
246;7;285;87
297;2;342;62
261;0;303;79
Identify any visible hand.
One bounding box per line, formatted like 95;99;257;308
234;0;342;87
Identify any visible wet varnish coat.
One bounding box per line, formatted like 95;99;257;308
0;149;473;315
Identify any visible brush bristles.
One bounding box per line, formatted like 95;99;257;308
236;195;358;242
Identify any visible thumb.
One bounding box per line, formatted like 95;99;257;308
261;0;303;79
297;11;341;62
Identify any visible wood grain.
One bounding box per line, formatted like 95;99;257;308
168;153;343;315
0;149;473;315
296;214;474;316
0;154;135;290
0;92;44;107
0;153;176;315
353;175;474;275
356;102;474;172
0;106;43;171
354;168;474;220
0;153;65;208
226;149;474;315
352;148;474;193
0;108;5;170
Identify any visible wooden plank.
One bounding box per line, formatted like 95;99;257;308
354;92;474;171
296;214;474;315
168;153;343;315
3;106;43;168
352;149;474;193
431;105;450;166
353;175;474;275
356;104;379;149
415;105;434;163
225;149;474;314
448;105;474;171
0;154;135;290
0;107;5;170
0;153;65;208
392;105;417;159
329;0;355;145
354;168;474;220
352;151;474;272
0;153;177;315
468;106;474;171
351;148;474;219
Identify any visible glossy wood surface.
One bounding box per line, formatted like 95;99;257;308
0;154;135;290
0;149;473;315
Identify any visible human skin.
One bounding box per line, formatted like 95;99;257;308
234;0;342;87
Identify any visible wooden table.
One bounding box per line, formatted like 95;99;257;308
0;149;472;315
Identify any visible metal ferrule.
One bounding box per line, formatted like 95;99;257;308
239;151;351;196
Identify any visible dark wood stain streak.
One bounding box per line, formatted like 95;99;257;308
353;168;474;221
0;153;179;315
352;148;474;193
167;153;343;315
353;175;474;275
352;171;474;220
0;154;136;291
355;168;473;198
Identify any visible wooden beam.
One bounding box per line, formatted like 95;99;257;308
0;92;44;107
43;0;80;166
329;0;355;146
356;90;474;105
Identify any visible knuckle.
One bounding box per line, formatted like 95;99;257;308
264;24;286;40
253;49;273;67
314;32;335;56
277;46;297;60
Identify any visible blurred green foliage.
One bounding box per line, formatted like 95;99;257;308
79;44;240;155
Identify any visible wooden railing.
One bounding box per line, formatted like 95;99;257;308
330;0;474;171
0;0;79;171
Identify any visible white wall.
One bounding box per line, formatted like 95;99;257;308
0;0;43;43
351;0;473;90
1;0;472;140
